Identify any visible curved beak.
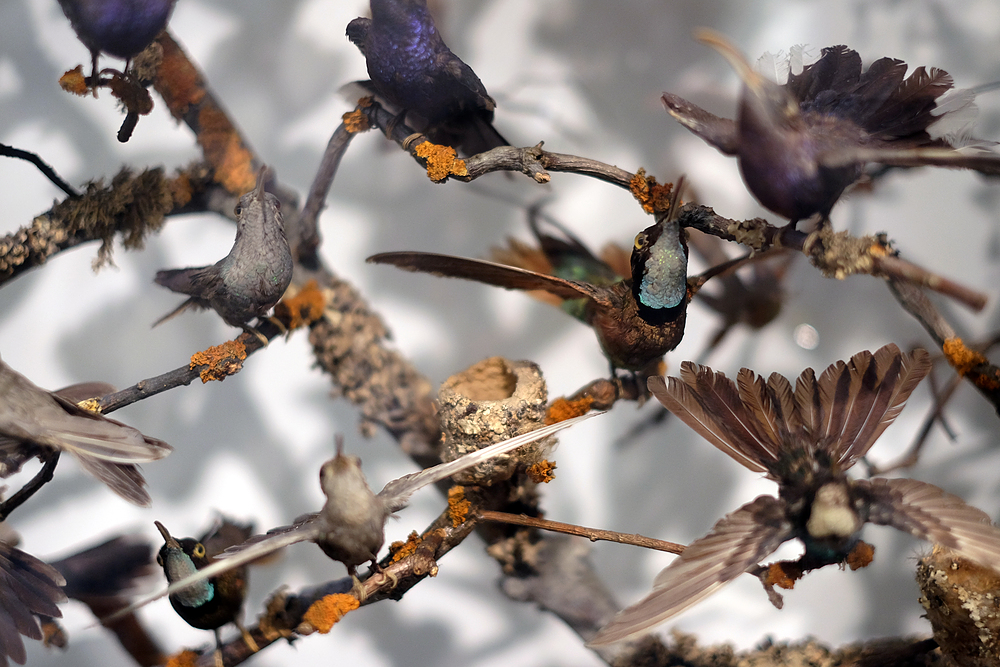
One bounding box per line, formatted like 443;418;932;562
695;28;766;96
154;520;182;550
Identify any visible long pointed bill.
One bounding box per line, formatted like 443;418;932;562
255;165;268;199
695;28;767;97
154;521;181;551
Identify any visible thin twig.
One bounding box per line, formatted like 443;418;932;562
477;511;686;554
0;143;79;197
0;449;61;522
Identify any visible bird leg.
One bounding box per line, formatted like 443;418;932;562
212;629;224;667
346;566;367;602
264;315;289;338
367;560;399;591
240;325;270;347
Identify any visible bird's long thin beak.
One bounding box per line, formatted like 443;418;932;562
695;29;765;96
154;521;181;550
255;165;269;199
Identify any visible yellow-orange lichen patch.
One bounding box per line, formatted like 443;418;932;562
943;337;988;377
764;561;802;590
527;459;557;484
164;650;199;667
414;142;468;182
388;531;422;563
76;398;102;413
846;540;875;571
274;280;326;330
154;34;206;117
189;339;247;383
197;106;255;194
629;169;673;214
302;594;359;634
545;395;594;425
447;486;472;527
167;172;194;208
342;108;371;133
59;66;89;96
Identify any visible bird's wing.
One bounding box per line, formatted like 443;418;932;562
648;365;779;473
101;517;323;625
660;93;739;155
588;495;791;646
368;252;615;307
809;345;930;469
49;534;154;600
823;145;1000;175
378;412;601;513
0;542;67;665
50;383;116;404
861;477;1000;574
71;456;152;507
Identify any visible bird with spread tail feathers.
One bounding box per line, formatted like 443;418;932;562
104;412;599;622
591;344;1000;645
0;358;170;507
346;0;508;155
662;30;1000;228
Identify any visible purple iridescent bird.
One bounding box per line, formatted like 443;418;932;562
346;0;508;155
57;0;177;81
663;30;1000;228
591;344;1000;645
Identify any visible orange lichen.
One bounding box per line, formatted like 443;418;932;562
189;339;247;383
867;240;890;257
302;594;359;634
59;66;89;96
414;142;468;182
447;487;472;527
527;459;557;483
167;173;194;208
153;34;206;116
342;109;371;133
388;531;422;563
629;168;673;214
765;561;803;589
273;280;326;330
545;395;594;425
76;398;102;413
164;650;199;667
943;338;988;377
846;540;875;571
197;106;255;193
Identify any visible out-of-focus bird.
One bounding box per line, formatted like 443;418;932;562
0;359;170;507
591;344;1000;645
154;166;293;341
0;534;66;667
662;30;1000;228
108;413;600;619
57;0;177;84
346;0;508;155
155;519;257;666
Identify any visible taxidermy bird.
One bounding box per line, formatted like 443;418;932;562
662;30;1000;228
155;519;257;665
58;0;177;84
0;358;170;507
369;208;690;377
346;0;508;155
107;412;599;620
154;166;293;341
591;344;1000;644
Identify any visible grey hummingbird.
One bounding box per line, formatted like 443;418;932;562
106;411;600;619
662;30;1000;229
154;166;293;341
591;344;1000;645
0;357;170;507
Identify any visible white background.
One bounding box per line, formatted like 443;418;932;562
3;0;1000;665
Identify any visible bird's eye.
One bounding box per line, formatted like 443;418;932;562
234;204;243;217
156;554;163;566
193;543;206;558
634;233;647;250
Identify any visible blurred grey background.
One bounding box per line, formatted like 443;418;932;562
2;0;1000;665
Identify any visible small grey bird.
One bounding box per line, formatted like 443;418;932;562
346;0;508;156
154;166;293;339
662;30;1000;228
0;357;170;507
108;412;600;617
591;344;1000;645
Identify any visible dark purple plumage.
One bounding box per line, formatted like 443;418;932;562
346;0;508;155
662;30;1000;227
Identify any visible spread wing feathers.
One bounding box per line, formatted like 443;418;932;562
102;517;323;625
736;369;789;448
823;145;1000;175
45;393;170;464
72;456;152;507
786;45;864;108
861;477;1000;574
49;534;154;600
377;412;601;513
648;368;776;474
0;543;67;665
660;93;739;155
588;496;790;646
367;252;613;306
868;66;953;139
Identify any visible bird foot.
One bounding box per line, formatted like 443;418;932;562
349;574;367;602
265;315;289;338
370;568;399;591
402;133;427;151
241;325;270;347
237;623;259;653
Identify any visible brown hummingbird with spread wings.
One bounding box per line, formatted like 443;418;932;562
591;344;1000;645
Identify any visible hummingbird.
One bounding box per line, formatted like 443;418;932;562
107;412;600;619
368;209;690;377
591;343;1000;645
154;166;293;341
0;357;170;507
346;0;508;155
57;0;177;84
662;30;1000;229
155;518;258;665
